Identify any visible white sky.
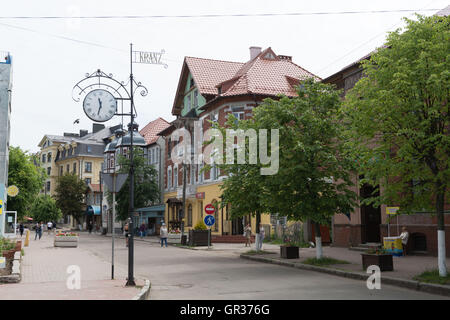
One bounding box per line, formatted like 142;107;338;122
1;0;447;153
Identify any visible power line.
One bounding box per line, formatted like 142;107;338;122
0;9;442;20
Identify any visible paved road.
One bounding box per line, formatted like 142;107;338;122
80;234;447;300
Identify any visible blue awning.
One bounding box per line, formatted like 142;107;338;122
86;205;101;215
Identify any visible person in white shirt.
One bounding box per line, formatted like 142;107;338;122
399;227;409;256
47;221;53;235
160;223;168;247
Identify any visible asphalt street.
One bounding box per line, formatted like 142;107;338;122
80;233;447;300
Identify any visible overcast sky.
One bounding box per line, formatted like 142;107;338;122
1;0;447;153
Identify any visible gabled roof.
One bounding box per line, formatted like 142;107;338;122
139;117;171;145
172;47;320;115
172;57;244;115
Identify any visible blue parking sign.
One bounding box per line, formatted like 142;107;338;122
204;215;215;227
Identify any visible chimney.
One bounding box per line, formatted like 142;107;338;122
79;130;88;137
249;46;262;60
93;123;105;134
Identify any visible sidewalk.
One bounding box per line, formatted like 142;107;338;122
240;244;450;296
0;232;143;300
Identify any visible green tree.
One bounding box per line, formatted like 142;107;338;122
114;148;160;221
214;79;357;257
30;195;62;223
343;15;450;276
7;147;46;219
54;173;86;226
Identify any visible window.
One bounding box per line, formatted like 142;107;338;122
60;166;63;176
73;163;77;174
198;163;204;183
42;154;46;163
211;111;218;123
85;162;92;173
167;167;172;189
168;138;172;158
85;178;91;186
174;167;178;187
47;153;52;162
66;164;70;172
46;181;50;192
193;90;198;108
186;93;191;111
47;167;51;175
87;146;92;153
212;163;219;180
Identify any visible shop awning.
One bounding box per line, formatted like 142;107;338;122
166;198;182;204
86;205;101;215
136;204;165;212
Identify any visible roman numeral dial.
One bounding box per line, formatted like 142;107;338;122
82;89;117;122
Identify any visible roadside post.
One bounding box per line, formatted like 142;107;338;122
204;204;216;250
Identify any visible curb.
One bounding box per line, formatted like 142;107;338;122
132;279;151;300
240;254;450;297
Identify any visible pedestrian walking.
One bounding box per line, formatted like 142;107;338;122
47;221;53;235
34;222;40;240
19;223;24;237
139;223;146;239
39;222;44;239
160;223;168;247
258;225;265;250
88;221;93;234
244;224;252;247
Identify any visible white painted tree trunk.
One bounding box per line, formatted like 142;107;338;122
438;230;447;277
315;236;323;259
255;234;260;252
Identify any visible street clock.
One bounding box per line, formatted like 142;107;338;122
83;89;117;122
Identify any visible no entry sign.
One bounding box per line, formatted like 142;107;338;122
205;204;215;215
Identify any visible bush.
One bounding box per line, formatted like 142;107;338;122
0;238;16;255
193;221;207;230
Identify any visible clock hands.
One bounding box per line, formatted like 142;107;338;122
97;98;102;115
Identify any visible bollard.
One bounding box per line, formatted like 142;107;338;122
24;229;30;247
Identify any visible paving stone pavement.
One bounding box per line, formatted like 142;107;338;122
0;232;143;300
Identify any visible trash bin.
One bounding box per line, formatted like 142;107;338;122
181;235;187;245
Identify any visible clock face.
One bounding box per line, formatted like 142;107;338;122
83;89;117;122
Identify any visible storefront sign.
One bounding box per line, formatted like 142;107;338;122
196;192;205;199
386;207;399;215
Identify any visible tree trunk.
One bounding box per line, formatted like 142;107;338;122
255;211;261;251
436;182;447;277
314;222;323;259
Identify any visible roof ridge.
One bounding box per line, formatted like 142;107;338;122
185;56;245;65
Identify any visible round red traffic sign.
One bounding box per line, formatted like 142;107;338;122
205;204;215;215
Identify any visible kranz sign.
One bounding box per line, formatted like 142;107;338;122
132;50;168;68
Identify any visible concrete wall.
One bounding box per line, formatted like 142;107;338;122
0;60;12;236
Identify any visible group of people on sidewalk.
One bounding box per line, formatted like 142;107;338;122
33;221;57;240
245;224;265;250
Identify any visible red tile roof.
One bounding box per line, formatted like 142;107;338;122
139;117;171;145
218;48;320;97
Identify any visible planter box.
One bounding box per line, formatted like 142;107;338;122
1;249;15;260
189;230;211;246
361;253;393;271
54;236;78;248
280;246;299;259
14;241;22;252
167;234;181;244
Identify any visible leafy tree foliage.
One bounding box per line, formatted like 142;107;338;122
7;147;45;219
114;148;160;221
54;173;86;225
342;15;450;276
30;195;62;223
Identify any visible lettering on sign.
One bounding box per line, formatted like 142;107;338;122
132;50;167;68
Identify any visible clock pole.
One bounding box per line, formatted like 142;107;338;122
126;42;136;287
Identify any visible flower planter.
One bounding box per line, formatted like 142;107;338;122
1;249;15;260
54;236;78;248
361;253;393;271
189;230;210;246
280;245;299;259
14;241;22;252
